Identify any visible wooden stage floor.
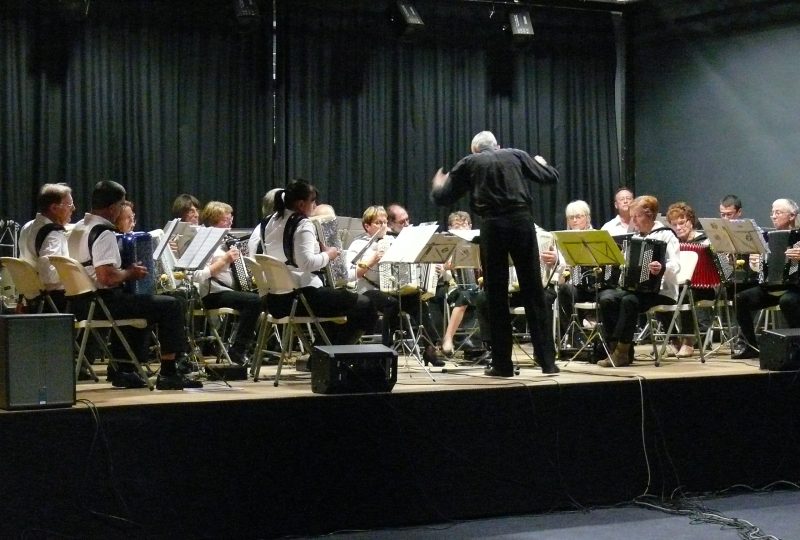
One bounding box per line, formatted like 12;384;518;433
61;343;766;410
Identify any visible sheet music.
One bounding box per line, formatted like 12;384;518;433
175;227;227;270
552;230;626;267
381;224;458;264
153;218;180;260
699;218;768;255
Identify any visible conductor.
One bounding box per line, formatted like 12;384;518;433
431;131;560;376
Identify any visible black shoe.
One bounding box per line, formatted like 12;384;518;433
731;346;759;359
423;345;446;367
175;354;199;376
484;365;514;377
227;345;248;366
541;363;560;375
156;373;204;390
110;371;147;389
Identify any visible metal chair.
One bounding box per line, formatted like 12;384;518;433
646;250;705;366
48;255;154;390
250;254;347;386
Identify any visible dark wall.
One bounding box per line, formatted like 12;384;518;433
633;13;800;220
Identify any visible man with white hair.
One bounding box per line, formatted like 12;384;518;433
431;130;560;376
733;198;800;359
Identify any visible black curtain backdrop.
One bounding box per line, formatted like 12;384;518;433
0;3;273;232
2;0;620;233
275;0;621;230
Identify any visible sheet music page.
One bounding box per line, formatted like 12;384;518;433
699;218;737;253
381;224;438;263
153;218;180;260
728;219;769;255
176;227;227;270
450;229;480;242
417;234;460;263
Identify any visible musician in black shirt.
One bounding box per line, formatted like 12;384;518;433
431;130;560;376
733;198;800;359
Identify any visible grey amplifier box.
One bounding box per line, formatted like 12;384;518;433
0;314;75;410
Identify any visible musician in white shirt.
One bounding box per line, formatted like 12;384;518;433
600;187;634;236
190;201;262;365
18;183;75;311
262;180;376;345
597;195;680;367
733;198;800;359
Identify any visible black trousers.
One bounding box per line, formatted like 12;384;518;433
598;288;674;344
735;285;800;348
266;286;377;345
69;288;188;362
202;290;262;348
480;211;555;372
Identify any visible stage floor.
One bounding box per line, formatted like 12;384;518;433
39;343;766;410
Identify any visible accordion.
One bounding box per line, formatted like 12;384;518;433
311;215;350;288
379;262;438;300
621;237;666;293
762;229;800;289
679;242;732;289
568;264;620;291
117;232;156;295
224;234;257;292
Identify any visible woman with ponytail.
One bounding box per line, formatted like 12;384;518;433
261;179;377;344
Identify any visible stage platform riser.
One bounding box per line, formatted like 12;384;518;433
2;373;799;538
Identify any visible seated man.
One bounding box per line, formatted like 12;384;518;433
18;183;75;312
733;198;800;359
68;180;201;390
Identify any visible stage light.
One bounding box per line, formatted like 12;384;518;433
508;9;534;44
233;0;260;29
388;1;425;39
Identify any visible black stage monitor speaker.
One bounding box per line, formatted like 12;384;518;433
758;328;800;371
311;344;398;394
388;1;425;38
0;314;75;410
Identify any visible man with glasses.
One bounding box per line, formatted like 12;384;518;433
601;187;635;236
386;203;411;236
19;183;76;312
733;198;800;359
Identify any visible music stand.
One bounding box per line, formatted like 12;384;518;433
552;230;626;365
381;225;460;379
699;217;768;353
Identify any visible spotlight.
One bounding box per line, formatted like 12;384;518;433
233;0;260;29
388;1;425;39
508;9;534;44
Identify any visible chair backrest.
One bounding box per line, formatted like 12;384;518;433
676;250;698;285
0;257;45;300
254;254;297;295
48;255;98;297
243;255;269;296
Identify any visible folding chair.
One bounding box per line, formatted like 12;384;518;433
191;303;239;365
48;255;154;390
250;254;347;386
646;250;705;366
0;257;60;313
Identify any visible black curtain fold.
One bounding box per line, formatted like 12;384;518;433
274;0;622;230
2;0;620;234
1;7;273;231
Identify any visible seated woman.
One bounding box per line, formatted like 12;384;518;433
192;201;262;365
665;201;715;357
556;200;601;335
262;179;377;345
440;211;481;357
597;195;680;367
347;205;445;366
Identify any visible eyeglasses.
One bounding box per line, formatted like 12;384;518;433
567;214;587;220
719;211;738;218
59;202;76;210
771;210;793;216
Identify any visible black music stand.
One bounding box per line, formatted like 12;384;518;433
552;230;626;365
380;224;460;379
699;217;769;352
